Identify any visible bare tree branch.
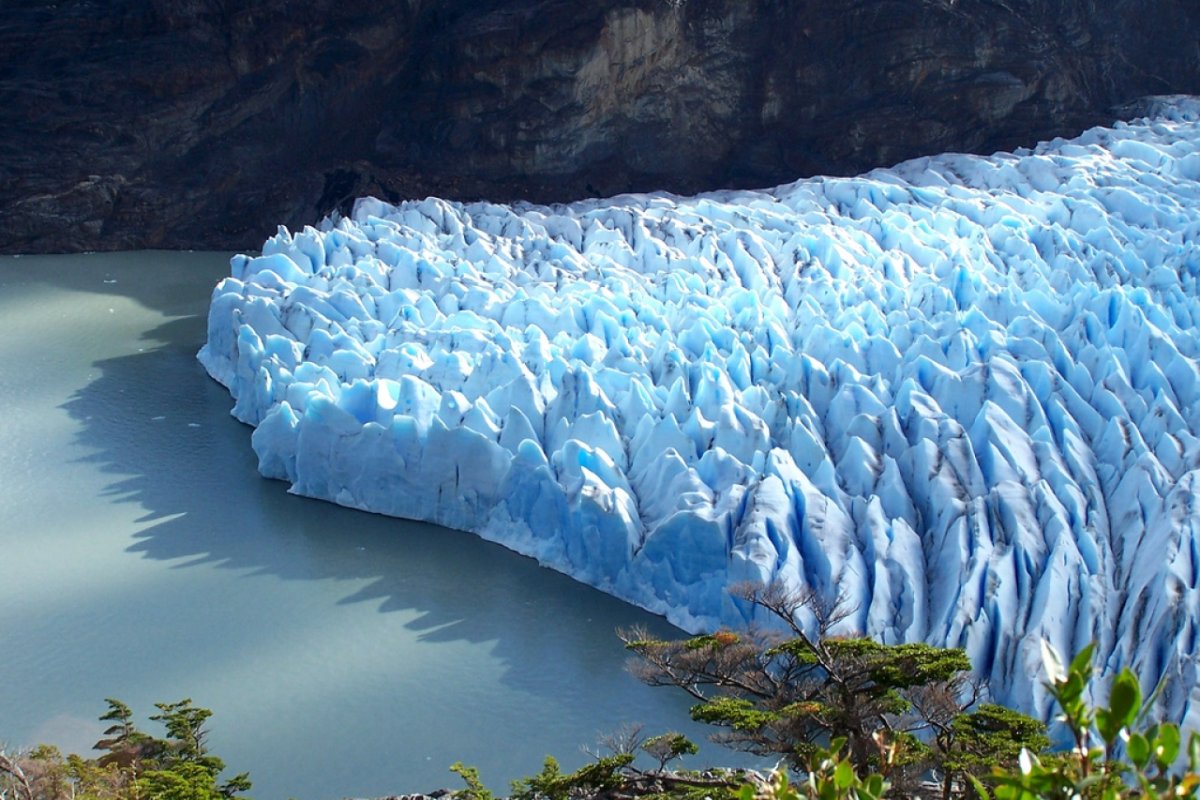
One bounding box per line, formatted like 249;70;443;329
588;723;646;760
0;750;33;800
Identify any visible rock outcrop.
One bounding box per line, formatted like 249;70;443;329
2;0;1199;253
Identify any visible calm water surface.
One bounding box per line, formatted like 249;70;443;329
0;251;723;799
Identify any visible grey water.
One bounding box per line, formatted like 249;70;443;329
0;251;723;799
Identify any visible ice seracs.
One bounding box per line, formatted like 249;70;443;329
200;96;1200;726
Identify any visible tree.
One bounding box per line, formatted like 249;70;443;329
1;699;250;800
96;698;154;772
457;728;744;800
0;748;34;800
642;733;700;773
620;583;1046;795
936;705;1049;800
133;699;250;800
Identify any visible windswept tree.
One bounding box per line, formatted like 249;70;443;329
620;583;1046;796
138;699;251;800
1;699;250;800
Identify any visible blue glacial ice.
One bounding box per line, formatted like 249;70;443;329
201;96;1200;723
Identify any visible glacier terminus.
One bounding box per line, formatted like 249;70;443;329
201;97;1200;728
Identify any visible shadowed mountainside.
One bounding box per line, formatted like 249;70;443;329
2;0;1199;253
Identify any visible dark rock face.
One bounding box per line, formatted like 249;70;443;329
2;0;1198;253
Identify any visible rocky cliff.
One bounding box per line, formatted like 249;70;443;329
2;0;1198;253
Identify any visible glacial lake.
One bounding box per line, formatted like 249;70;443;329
0;251;725;799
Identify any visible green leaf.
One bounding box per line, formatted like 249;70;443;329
1095;707;1117;747
1154;723;1181;768
1127;731;1151;769
1107;670;1141;730
966;774;991;800
833;761;854;790
1068;642;1097;678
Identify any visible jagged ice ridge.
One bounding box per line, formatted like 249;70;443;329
201;97;1200;724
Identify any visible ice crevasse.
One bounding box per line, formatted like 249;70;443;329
201;96;1200;723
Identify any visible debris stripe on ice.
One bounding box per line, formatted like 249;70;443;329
200;96;1200;724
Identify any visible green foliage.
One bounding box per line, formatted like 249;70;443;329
1;699;250;800
797;740;888;800
24;746;71;800
140;762;231;800
978;643;1200;800
499;735;760;800
65;751;125;799
98;699;138;743
557;754;635;796
642;732;700;771
510;757;566;800
95;698;153;770
851;642;972;691
450;762;495;800
944;704;1050;773
691;697;779;733
686;631;742;651
506;754;637;800
8;632;1200;800
1094;669;1140;750
150;700;213;763
491;641;1200;800
622;584;1046;791
740;741;888;800
629;624;977;774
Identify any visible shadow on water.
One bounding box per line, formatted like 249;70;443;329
3;250;734;798
53;251;687;688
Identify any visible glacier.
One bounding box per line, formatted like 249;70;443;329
201;96;1200;724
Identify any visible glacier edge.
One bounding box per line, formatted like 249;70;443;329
200;96;1200;730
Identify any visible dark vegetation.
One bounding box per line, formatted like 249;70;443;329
2;584;1197;799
